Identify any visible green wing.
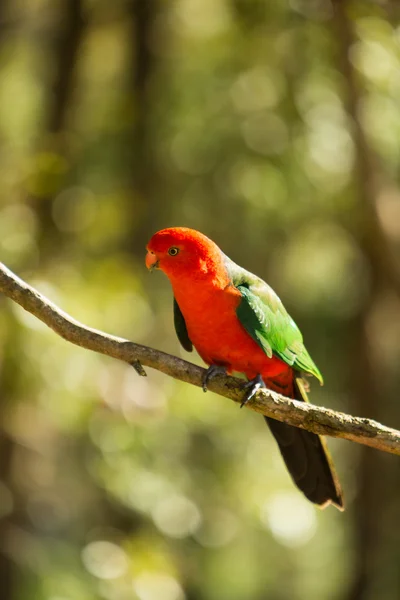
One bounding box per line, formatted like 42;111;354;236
225;257;323;383
173;297;193;352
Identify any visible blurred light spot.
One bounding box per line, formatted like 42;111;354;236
82;541;129;580
194;508;238;547
98;363;166;418
230;160;287;209
0;204;38;263
307;121;354;175
134;572;185;600
241;113;288;156
276;221;369;317
174;0;231;39
376;187;400;241
129;470;173;512
304;101;347;130
105;291;154;342
122;371;167;420
62;354;90;392
89;412;135;454
152;494;201;538
52;186;96;233
0;481;13;519
351;40;399;85
246;432;277;473
231;67;283;113
261;492;317;547
98;579;135;600
296;77;341;117
124;373;166;411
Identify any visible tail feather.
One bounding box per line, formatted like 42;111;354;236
264;377;344;510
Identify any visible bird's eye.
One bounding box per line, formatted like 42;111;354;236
168;247;179;256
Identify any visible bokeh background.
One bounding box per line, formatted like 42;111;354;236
0;0;400;599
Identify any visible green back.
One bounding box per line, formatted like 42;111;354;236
225;256;323;383
172;254;323;384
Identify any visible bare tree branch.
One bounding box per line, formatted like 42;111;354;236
1;262;399;456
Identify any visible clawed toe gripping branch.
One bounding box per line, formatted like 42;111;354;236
1;261;400;456
242;374;266;408
202;365;227;392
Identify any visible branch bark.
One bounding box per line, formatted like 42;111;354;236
1;262;399;456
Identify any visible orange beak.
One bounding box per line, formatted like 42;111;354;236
145;250;160;271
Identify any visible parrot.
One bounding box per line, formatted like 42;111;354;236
145;227;343;510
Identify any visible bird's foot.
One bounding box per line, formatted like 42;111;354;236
202;365;227;392
241;374;266;408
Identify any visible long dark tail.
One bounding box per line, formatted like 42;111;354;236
264;377;344;510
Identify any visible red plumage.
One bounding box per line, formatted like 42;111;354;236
147;227;293;393
146;227;343;510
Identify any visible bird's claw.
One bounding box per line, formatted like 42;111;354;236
202;365;227;392
241;374;266;408
130;360;147;377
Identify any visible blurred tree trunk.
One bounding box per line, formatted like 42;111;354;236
46;0;85;135
332;2;400;599
125;0;163;254
32;0;86;253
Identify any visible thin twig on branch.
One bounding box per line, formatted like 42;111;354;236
0;262;399;456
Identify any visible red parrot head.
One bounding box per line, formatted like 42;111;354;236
145;227;225;282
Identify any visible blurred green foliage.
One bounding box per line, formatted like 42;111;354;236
0;1;400;599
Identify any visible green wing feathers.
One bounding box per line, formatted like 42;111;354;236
226;258;323;383
173;255;323;382
235;286;273;359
